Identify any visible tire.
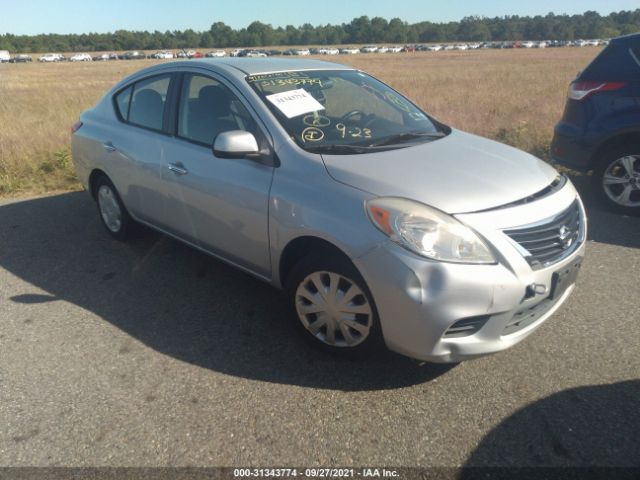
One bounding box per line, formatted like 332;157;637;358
592;144;640;215
94;175;134;240
284;254;384;357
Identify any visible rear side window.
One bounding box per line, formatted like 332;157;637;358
114;74;172;131
115;85;132;120
580;44;640;81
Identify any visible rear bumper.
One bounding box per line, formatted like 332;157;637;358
551;124;598;172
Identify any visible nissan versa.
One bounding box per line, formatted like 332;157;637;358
71;58;586;362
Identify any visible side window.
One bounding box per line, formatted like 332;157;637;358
630;47;640;68
178;74;256;146
128;75;171;131
115;85;132;120
583;44;638;81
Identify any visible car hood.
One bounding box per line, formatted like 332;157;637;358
321;129;559;213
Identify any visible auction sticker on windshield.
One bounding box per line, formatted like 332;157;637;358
266;89;325;118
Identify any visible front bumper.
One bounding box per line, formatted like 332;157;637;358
354;182;586;363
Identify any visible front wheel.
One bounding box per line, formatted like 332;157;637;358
285;255;384;356
592;145;640;215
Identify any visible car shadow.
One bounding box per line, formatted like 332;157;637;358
566;172;640;249
460;380;640;470
0;192;455;392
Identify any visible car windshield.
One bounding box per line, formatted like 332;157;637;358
247;69;448;154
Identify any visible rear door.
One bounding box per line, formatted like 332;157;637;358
106;73;177;227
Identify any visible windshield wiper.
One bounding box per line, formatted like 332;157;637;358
305;144;380;154
304;132;445;154
368;131;446;147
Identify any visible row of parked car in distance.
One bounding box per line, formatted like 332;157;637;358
36;51;149;62
398;39;609;51
0;38;608;65
0;52;33;62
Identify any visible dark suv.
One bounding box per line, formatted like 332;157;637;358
551;33;640;215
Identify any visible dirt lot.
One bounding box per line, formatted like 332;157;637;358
0;176;638;468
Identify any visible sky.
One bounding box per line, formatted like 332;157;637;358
1;0;638;35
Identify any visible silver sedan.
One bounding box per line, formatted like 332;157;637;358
71;58;586;362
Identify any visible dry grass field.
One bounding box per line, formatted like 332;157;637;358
0;48;599;196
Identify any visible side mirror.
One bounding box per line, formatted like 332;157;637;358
213;130;260;159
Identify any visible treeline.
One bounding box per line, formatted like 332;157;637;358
1;10;639;53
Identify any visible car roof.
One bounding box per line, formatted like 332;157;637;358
180;57;353;75
112;57;356;94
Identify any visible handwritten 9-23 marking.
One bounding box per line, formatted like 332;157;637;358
336;123;372;139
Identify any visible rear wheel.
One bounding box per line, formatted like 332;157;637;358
94;175;134;240
285;254;384;356
593;145;640;215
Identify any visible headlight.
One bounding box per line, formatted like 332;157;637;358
365;197;496;264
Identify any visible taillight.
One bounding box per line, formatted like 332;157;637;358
568;81;626;101
71;120;83;134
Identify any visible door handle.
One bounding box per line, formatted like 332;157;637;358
102;141;117;152
168;162;188;175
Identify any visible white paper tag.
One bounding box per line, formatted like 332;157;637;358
266;89;325;118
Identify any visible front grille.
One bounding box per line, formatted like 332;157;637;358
503;200;582;270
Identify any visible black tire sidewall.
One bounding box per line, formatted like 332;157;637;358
95;176;132;241
592;144;640;216
284;253;385;357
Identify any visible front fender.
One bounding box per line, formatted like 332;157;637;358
268;144;384;287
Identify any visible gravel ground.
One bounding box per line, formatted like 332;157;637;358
0;177;638;468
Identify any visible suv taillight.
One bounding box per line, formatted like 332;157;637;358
71;120;83;134
568;81;626;101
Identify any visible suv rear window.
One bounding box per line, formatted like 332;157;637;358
580;43;640;81
631;47;640;67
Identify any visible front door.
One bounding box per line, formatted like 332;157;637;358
161;73;274;277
